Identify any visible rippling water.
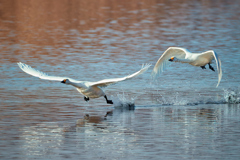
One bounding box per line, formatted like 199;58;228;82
1;0;240;159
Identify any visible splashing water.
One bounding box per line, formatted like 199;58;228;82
154;89;240;106
224;89;240;104
156;92;192;106
111;92;135;109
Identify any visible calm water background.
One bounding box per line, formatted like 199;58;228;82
1;0;240;159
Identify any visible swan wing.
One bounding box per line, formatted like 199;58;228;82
152;47;188;78
199;51;222;87
17;62;80;83
215;55;222;87
89;64;151;88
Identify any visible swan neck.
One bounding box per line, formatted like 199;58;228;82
175;58;192;63
68;81;81;88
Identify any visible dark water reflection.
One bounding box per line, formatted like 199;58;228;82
1;0;240;159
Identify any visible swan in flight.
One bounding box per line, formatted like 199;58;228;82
17;62;151;104
152;47;222;87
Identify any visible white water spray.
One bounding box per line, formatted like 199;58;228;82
223;89;240;104
111;92;135;109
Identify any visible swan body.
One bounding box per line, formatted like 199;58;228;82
18;62;151;104
152;47;222;87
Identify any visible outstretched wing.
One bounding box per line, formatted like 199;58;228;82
89;64;151;88
199;51;222;87
152;47;189;78
214;52;222;87
17;62;80;83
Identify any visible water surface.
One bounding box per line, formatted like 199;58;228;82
0;0;240;159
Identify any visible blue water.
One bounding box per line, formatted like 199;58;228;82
0;0;240;159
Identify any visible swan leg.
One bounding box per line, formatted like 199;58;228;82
104;95;113;104
84;96;89;102
201;66;206;69
208;63;215;72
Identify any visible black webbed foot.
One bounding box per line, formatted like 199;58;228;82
208;63;215;72
107;100;113;104
84;96;89;102
104;95;113;104
201;66;206;69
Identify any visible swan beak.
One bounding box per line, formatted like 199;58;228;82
61;79;66;83
169;57;174;61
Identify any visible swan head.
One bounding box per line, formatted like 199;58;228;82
169;57;175;61
61;79;70;84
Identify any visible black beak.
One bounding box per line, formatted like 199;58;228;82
168;58;173;61
61;80;65;83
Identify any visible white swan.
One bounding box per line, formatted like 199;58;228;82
17;62;151;104
152;47;222;87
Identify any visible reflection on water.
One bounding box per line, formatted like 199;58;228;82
1;0;240;159
1;105;240;159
